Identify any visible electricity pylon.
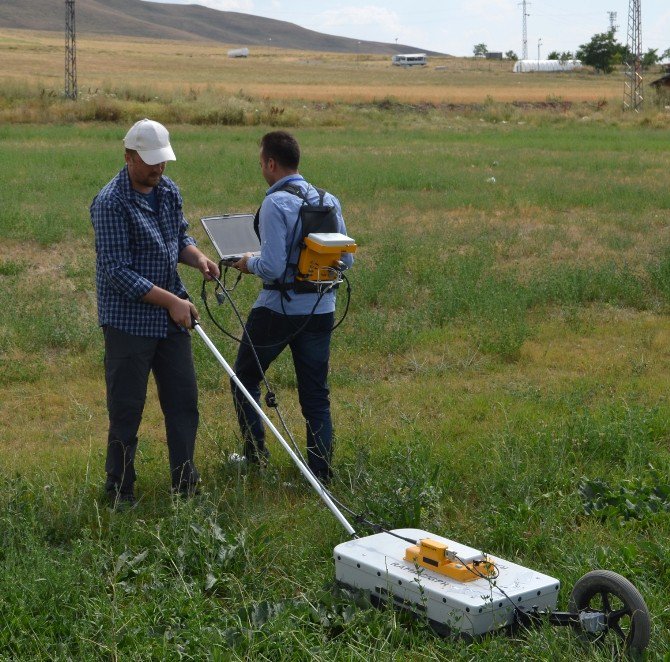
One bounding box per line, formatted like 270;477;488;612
65;0;77;100
623;0;642;112
519;0;530;60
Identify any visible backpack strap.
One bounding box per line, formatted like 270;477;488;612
253;183;316;240
278;183;308;200
278;183;327;206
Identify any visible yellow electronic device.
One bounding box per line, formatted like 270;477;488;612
296;232;357;287
404;538;496;582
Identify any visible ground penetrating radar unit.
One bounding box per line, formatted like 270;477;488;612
335;529;560;636
192;228;652;655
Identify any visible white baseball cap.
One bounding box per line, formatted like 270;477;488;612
123;118;176;165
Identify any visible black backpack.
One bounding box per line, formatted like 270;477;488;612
253;183;338;241
255;183;340;295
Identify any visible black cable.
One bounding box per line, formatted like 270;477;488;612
201;272;386;546
202;273;324;472
201;282;423;546
454;553;528;618
204;275;274;398
330;272;351;333
216;259;243;293
201;278;246;345
203;272;343;470
203;272;335;350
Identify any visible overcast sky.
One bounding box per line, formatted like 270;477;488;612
148;0;668;58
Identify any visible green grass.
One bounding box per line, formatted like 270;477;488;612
1;119;670;659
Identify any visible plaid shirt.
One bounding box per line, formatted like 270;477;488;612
91;166;196;337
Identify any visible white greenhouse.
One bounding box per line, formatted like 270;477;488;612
513;59;582;73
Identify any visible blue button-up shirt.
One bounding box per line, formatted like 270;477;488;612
90;166;196;337
246;175;354;315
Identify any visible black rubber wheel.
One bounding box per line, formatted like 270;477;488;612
568;569;651;655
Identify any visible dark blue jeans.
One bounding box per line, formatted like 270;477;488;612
231;307;334;479
103;320;200;494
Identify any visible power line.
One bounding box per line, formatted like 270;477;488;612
65;0;77;100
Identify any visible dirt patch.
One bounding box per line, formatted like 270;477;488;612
0;238;92;277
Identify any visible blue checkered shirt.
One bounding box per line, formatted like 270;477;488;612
91;166;196;337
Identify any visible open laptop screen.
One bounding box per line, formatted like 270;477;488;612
200;214;261;263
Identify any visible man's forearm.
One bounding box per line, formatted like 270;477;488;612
142;285;182;309
179;244;220;280
142;285;196;328
179;244;206;268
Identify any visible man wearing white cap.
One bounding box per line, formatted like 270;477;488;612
91;119;219;507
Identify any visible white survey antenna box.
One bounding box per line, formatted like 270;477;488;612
307;232;355;247
334;528;560;636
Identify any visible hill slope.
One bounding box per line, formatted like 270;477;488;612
0;0;437;55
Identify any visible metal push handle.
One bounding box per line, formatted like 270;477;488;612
192;320;356;537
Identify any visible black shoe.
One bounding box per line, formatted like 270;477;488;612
315;474;331;487
310;467;332;487
171;482;202;499
245;446;270;466
106;489;136;510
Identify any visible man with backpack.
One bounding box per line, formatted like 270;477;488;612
231;131;354;483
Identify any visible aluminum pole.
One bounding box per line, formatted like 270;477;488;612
193;320;356;537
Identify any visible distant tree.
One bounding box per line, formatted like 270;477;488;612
662;47;670;61
560;51;574;63
576;30;623;74
473;43;488;57
611;45;630;67
547;50;560;60
505;50;518;61
641;48;659;69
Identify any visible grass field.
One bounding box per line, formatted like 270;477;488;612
1;30;670;660
0;29;651;111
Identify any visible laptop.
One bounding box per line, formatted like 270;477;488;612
200;213;261;266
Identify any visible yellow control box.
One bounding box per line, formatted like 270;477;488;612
296;232;357;284
404;539;496;582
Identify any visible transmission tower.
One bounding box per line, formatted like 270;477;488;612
65;0;77;100
519;0;530;60
623;0;642;112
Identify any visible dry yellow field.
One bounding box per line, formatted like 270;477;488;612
0;28;623;104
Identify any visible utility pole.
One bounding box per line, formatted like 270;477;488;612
65;0;77;100
623;0;642;112
519;0;530;60
537;37;542;62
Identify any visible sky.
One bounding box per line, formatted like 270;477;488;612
148;0;669;59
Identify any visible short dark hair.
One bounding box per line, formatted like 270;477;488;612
260;131;300;170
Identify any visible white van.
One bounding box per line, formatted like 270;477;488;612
392;53;427;67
